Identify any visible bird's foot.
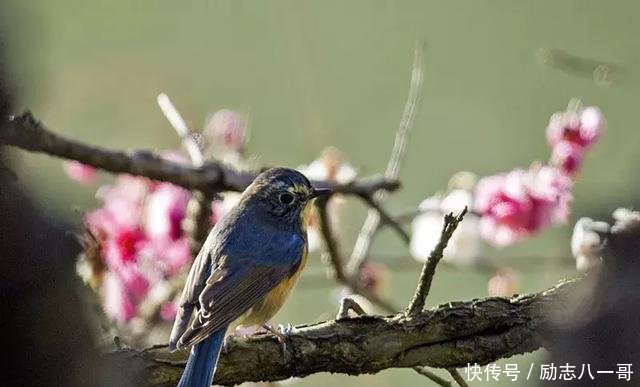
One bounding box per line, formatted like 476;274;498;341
262;323;295;361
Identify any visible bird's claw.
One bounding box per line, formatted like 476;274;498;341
262;323;295;361
278;323;294;335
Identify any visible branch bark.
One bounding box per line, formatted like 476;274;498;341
1;112;399;197
108;278;575;386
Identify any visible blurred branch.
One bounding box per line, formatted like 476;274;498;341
348;41;425;275
108;278;576;386
448;368;470;387
536;47;623;86
407;209;467;315
0;111;400;198
315;195;399;313
156;93;214;252
414;367;452;387
359;194;410;243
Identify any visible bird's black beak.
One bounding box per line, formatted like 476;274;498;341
309;187;332;199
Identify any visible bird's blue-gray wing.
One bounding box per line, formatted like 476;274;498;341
171;228;305;350
169;228;219;351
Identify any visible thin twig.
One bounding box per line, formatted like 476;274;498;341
336;297;367;320
380;207;482;229
360;194;410;243
448;368;470;387
315;196;347;282
157;93;214;251
347;41;425;275
407;208;467;315
157;93;204;167
414;367;453;387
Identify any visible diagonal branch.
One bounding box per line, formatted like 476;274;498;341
407;208;467;315
359;194;410;243
108;278;576;386
0;112;400;197
315;196;399;313
348;41;425;275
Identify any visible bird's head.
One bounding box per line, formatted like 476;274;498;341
242;167;331;226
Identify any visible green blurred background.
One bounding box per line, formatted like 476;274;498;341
4;1;640;385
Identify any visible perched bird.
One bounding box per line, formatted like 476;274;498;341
170;168;330;387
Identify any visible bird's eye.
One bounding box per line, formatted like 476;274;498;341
279;192;295;205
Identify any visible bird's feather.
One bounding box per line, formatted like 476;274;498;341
170;203;306;350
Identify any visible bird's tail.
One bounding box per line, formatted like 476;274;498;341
177;329;226;387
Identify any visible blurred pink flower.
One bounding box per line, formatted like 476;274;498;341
103;273;137;323
160;301;178;321
359;262;389;294
83;169;198;324
63;161;98;185
475;166;571;246
144;183;190;240
487;268;519;297
550;141;584;176
546;106;604;150
527;165;572;222
150;238;192;275
103;226;148;265
210;192;241;225
204;109;247;152
118;264;150;300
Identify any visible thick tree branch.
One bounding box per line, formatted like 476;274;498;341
108;278;575;386
0;112;399;197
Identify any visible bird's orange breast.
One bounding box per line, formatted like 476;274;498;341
237;244;308;327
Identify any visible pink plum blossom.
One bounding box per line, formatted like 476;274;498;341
204;109;247;152
474;166;572;246
160;301;178;321
83;169;198;324
546;106;604;150
103;272;137;323
546;105;604;178
550;141;584;177
148;238;192;275
63;161;98;185
144;183;190;240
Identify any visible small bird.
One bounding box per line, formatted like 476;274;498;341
170;167;330;387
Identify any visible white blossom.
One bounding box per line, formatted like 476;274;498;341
410;189;482;266
571;217;609;272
